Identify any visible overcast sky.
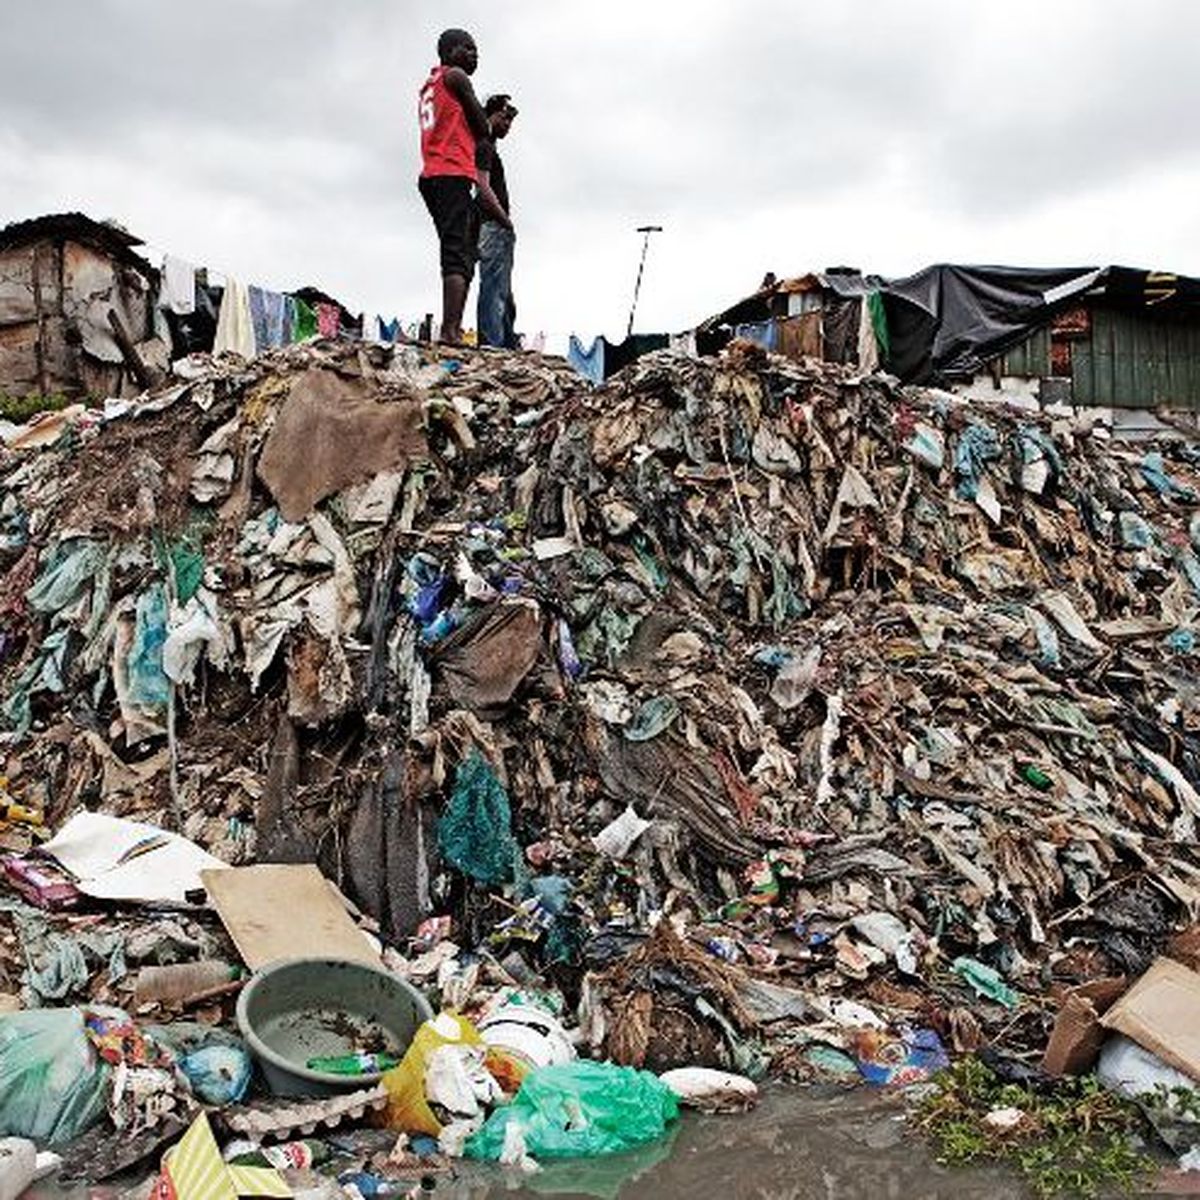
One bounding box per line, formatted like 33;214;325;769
2;1;1199;343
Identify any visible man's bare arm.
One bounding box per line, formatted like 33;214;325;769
444;67;490;138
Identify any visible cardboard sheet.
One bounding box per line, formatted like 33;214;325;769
1041;976;1127;1077
1100;957;1200;1082
201;863;377;970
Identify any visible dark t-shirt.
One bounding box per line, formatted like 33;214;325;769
474;138;509;219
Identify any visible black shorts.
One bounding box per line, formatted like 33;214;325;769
418;175;477;279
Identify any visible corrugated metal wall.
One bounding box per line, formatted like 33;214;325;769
1001;307;1200;409
1001;327;1051;378
1073;307;1200;409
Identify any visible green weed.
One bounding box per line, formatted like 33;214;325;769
0;391;73;422
914;1058;1153;1199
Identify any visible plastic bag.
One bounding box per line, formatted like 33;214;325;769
952;957;1018;1008
465;1061;679;1162
382;1012;482;1136
438;752;517;885
1098;1035;1200;1153
0;1138;61;1200
178;1044;252;1106
0;1008;110;1144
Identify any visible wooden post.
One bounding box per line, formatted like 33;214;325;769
31;245;50;400
107;308;154;390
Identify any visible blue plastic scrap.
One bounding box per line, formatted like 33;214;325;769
1166;629;1196;655
2;628;72;736
127;584;171;710
567;335;605;385
1141;452;1196;502
26;539;105;615
754;646;793;670
903;423;946;470
1118;511;1156;550
622;695;680;742
557;618;583;680
953;423;1002;501
1178;549;1200;598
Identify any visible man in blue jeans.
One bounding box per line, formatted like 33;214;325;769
475;95;518;348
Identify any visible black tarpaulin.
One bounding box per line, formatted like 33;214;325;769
879;264;1103;383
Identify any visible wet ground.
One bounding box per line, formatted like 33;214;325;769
33;1086;1139;1200
433;1087;1026;1200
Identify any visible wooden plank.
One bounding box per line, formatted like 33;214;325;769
107;309;154;389
201;864;378;970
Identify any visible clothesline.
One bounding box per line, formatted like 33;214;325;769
145;240;668;368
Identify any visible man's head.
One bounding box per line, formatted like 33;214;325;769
437;29;478;74
485;93;518;139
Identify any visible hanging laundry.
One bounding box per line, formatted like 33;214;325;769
360;313;380;342
868;291;890;364
857;296;880;373
603;333;669;378
379;318;400;343
292;298;317;341
213;277;256;358
281;295;297;345
316;303;340;339
248;287;286;353
162;256;197;316
568;335;605;384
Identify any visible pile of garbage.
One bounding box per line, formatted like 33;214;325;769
3;333;1200;1186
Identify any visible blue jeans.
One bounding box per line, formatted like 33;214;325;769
477;222;516;348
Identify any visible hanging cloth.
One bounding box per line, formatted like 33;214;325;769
292;298;318;341
248;286;286;353
281;295;297;344
213;277;256;357
161;255;196;315
316;303;340;338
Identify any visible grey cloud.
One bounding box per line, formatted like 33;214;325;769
1;0;1198;336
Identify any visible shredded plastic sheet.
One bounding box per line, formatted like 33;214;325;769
127;584;170;710
437;751;517;886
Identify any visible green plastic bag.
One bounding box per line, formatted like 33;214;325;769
952;956;1019;1009
465;1061;679;1162
0;1008;110;1144
438;751;517;885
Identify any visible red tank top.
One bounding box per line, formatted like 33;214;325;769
419;65;476;179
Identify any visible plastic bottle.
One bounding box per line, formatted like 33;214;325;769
229;1140;329;1171
133;960;237;1005
307;1051;400;1075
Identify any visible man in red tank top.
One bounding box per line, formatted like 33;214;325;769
418;29;490;345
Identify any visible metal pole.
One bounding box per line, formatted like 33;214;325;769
626;224;663;338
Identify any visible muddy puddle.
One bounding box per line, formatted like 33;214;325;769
431;1086;1026;1199
24;1088;1033;1200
